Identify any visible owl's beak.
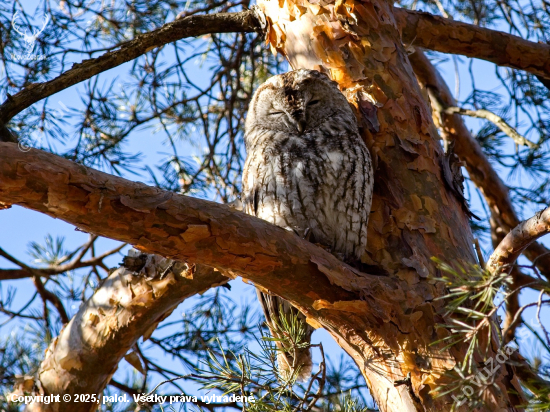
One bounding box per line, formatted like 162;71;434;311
290;111;306;134
297;119;306;134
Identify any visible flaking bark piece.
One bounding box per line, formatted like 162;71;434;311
357;92;380;133
439;141;480;220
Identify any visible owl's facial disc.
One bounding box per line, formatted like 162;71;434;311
257;83;334;135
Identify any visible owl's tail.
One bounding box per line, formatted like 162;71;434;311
256;289;314;381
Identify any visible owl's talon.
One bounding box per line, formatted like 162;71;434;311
314;243;332;253
334;252;345;261
303;227;312;241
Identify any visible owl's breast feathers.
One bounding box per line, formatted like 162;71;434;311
242;125;373;262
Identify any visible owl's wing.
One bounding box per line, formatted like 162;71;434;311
241;156;259;217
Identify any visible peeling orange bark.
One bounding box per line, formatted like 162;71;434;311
14;254;227;412
257;1;522;410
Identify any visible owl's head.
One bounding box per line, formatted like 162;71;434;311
245;69;355;140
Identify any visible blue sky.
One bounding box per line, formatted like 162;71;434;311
1;0;550;406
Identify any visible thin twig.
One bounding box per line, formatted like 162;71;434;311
427;88;537;148
474;238;485;267
442;105;537;148
0;10;261;125
32;275;70;324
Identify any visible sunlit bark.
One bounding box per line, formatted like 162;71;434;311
257;1;524;410
409;49;550;281
19;253;227;412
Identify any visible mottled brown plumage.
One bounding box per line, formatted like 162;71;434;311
242;69;374;380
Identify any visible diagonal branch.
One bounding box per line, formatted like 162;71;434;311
0;142;395;324
31;274;70;324
410;51;549;353
1;7;550;135
395;8;550;82
427;91;537;149
409;49;550;280
0;10;262;127
0;141;414;409
23;252;228;412
487;206;550;275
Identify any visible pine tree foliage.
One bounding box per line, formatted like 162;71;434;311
1;0;550;410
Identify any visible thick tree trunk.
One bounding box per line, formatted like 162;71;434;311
258;0;523;410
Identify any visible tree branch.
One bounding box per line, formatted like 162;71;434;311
0;10;261;126
503;267;522;344
23;253;228;412
32;274;70;324
0;142;415;410
395;8;550;81
0;142;397;325
0;242;125;280
0;246;70;323
487;206;550;275
2;6;549;132
0;268;34;280
427;91;537;149
1;7;548;133
409;49;550;280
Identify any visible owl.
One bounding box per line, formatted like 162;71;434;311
242;69;374;380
